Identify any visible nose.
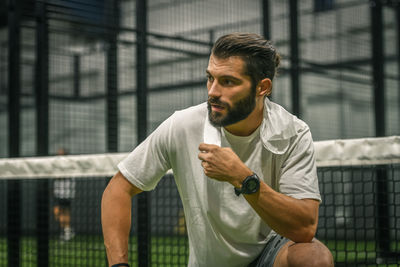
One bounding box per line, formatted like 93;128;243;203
208;81;221;98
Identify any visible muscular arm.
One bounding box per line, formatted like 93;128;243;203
101;171;143;266
198;143;319;243
244;183;319;243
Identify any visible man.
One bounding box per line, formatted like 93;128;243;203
53;148;76;241
102;33;334;267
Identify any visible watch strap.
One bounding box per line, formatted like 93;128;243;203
234;187;242;196
234;173;260;196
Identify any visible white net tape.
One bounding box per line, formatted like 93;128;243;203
0;153;127;179
314;136;400;167
0;136;399;179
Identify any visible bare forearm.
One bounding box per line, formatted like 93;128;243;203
244;182;319;243
101;179;133;265
197;144;319;242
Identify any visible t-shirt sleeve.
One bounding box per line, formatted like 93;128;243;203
279;127;321;202
117;114;174;191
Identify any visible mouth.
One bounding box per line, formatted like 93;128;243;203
210;104;225;112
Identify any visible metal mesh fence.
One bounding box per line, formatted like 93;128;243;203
1;0;399;266
2;0;399;158
0;177;124;267
317;164;400;266
0;159;399;266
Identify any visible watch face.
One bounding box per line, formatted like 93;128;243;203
247;180;258;191
244;175;260;194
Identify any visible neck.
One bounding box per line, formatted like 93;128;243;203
224;98;264;136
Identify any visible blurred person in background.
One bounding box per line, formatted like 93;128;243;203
53;147;76;241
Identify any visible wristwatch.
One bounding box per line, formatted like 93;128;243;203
234;173;260;196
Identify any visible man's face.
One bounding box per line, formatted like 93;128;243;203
206;55;256;127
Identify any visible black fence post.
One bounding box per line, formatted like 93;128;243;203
7;0;21;266
73;54;81;99
35;0;49;266
262;0;271;40
396;3;400;121
106;0;119;153
371;0;385;138
370;0;392;261
136;0;150;267
35;1;49;157
289;0;301;117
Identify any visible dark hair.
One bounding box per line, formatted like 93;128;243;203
211;33;280;87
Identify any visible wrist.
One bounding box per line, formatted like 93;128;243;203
234;173;261;196
231;167;253;188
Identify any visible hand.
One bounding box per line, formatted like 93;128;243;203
198;143;253;187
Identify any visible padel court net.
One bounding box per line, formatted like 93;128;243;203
0;136;399;267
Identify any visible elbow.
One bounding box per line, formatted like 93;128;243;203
292;202;319;243
291;222;317;243
294;228;315;243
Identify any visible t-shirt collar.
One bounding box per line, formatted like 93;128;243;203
203;97;296;154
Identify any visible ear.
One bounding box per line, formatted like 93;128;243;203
257;78;272;97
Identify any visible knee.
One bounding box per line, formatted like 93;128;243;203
287;241;334;267
308;253;334;267
316;243;334;267
288;252;333;267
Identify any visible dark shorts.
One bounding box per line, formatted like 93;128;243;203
248;235;290;267
54;198;72;210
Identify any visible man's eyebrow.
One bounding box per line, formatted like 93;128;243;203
205;70;242;81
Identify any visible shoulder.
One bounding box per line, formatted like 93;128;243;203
270;100;311;137
287;118;314;159
262;99;313;154
293;117;310;136
171;102;207;129
164;102;207;149
147;102;207;144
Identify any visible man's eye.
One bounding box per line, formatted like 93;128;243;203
207;75;214;82
222;79;234;86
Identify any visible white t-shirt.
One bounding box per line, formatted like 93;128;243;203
53;178;76;199
118;98;321;267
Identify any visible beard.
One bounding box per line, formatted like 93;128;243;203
207;86;256;127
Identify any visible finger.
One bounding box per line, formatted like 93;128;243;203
203;164;212;176
201;161;207;168
198;143;209;152
198;152;208;161
199;143;218;152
